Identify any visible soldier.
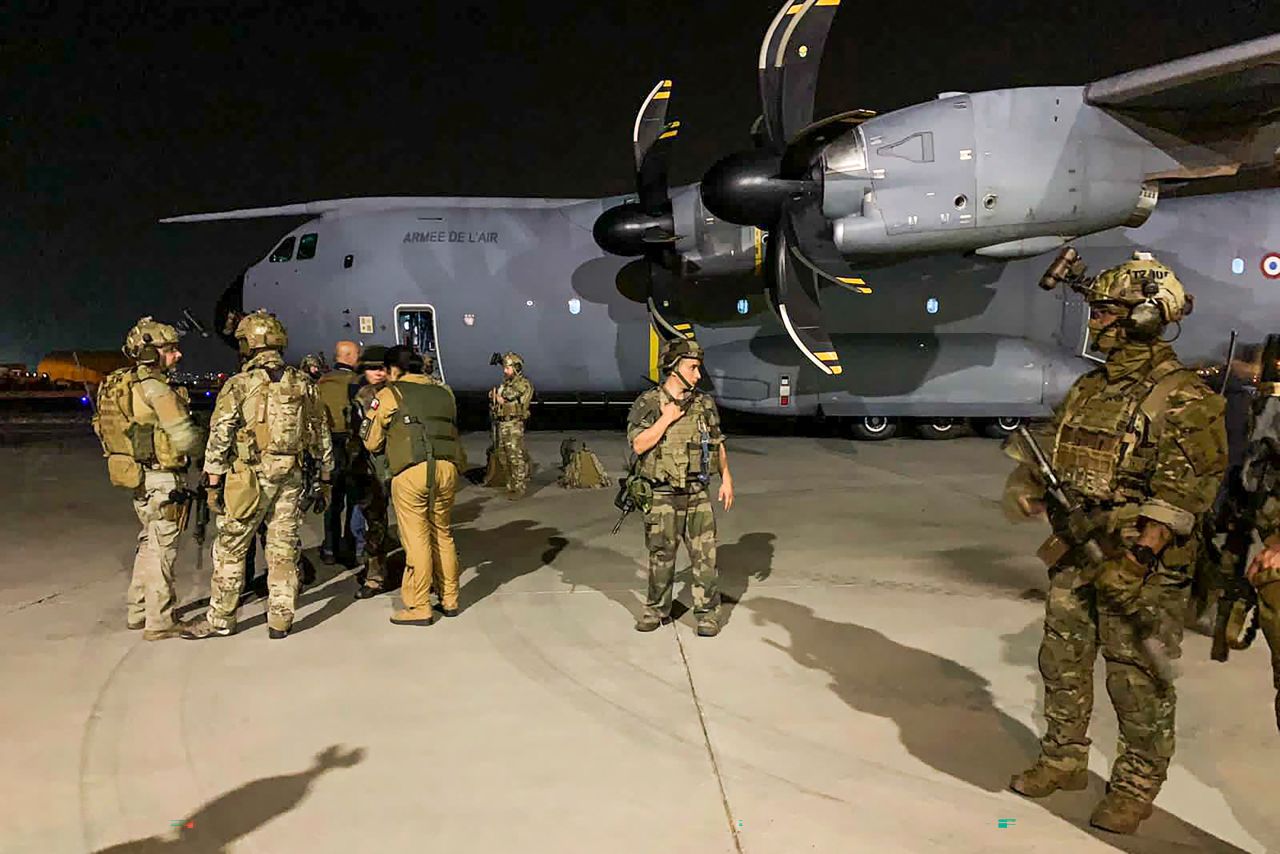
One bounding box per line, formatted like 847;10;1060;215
1238;343;1280;732
626;338;734;637
93;317;203;641
361;345;465;625
350;344;392;599
1003;251;1226;834
299;353;327;383
315;341;361;565
489;351;533;499
182;310;334;640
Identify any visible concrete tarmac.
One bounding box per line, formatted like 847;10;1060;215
2;432;1277;853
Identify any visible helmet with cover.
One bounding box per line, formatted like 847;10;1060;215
123;316;181;365
660;337;705;373
1083;252;1191;340
234;309;288;354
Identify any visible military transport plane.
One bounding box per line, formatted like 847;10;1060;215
164;2;1280;440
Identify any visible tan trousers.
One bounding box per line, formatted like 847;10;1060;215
391;460;460;612
127;470;183;630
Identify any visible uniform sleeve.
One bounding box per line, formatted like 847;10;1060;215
138;378;203;456
1143;384;1228;535
361;389;395;454
517;377;533;408
307;384;335;477
626;393;659;449
702;396;724;445
203;380;243;476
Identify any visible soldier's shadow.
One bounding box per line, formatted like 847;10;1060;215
746;597;1248;854
668;531;776;624
455;518;568;610
92;745;363;854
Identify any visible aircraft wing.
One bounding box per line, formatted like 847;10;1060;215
159;196;584;223
1084;33;1280;179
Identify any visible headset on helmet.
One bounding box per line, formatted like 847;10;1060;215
123;317;181;365
1039;248;1191;341
234;309;288;353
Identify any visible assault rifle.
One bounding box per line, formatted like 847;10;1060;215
1015;425;1176;683
170;483;210;573
298;455;327;515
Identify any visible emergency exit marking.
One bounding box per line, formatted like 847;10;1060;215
358;315;374;334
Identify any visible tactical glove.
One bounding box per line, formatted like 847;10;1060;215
1046;488;1095;545
205;484;225;516
1095;553;1149;614
313;480;332;515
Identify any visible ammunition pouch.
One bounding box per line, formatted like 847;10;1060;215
223;460;262;521
127;422;157;464
107;453;144;490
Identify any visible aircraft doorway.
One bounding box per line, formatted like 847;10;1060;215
395;304;444;381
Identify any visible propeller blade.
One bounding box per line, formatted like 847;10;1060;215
647;264;697;342
769;209;844;375
761;0;844;151
633;80;679;215
787;200;872;294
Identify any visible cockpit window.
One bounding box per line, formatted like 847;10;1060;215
269;236;296;263
297;233;318;260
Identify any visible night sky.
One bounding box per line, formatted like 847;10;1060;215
6;0;1278;371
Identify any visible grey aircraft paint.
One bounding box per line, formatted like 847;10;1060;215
212;185;1278;419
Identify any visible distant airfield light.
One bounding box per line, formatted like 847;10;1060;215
464;314;476;326
80;396;89;405
1232;257;1245;275
926;297;940;314
737;299;750;315
526;300;535;307
568;298;581;315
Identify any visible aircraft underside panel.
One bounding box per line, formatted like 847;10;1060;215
705;334;1081;418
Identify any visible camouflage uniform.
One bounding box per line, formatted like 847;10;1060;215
1241;388;1280;731
491;353;533;497
1005;252;1227;830
94;318;203;639
190;313;333;637
626;348;725;634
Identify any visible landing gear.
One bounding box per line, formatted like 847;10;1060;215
849;415;897;441
979;416;1022;440
916;418;960;440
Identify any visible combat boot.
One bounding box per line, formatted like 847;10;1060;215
143;625;186;642
180;620;233;640
696;614;721;637
127;618;145;631
1089;791;1154;835
390;608;436;626
354;584;383;600
268;627;289;640
635;611;668;632
1009;760;1088;798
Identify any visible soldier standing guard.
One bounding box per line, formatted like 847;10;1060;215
361;345;465;625
626;338;734;637
350;345;392;599
93;317;203;641
1003;250;1226;834
183;310;333;641
489;352;533;499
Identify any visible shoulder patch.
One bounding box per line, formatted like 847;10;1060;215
369;397;380;410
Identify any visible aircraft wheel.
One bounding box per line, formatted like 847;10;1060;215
916;418;960;440
849;416;897;441
979;416;1022;439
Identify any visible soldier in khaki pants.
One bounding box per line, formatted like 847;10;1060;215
361;346;465;625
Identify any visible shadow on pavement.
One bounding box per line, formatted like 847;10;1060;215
746;597;1247;853
715;532;776;628
455;518;567;610
93;745;364;853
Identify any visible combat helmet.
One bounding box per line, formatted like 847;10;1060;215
1081;252;1192;339
234;309;288;354
298;353;326;375
660;337;704;373
123;316;181;365
501;352;524;373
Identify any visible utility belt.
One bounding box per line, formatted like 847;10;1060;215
494;416;524;423
650;482;708;496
